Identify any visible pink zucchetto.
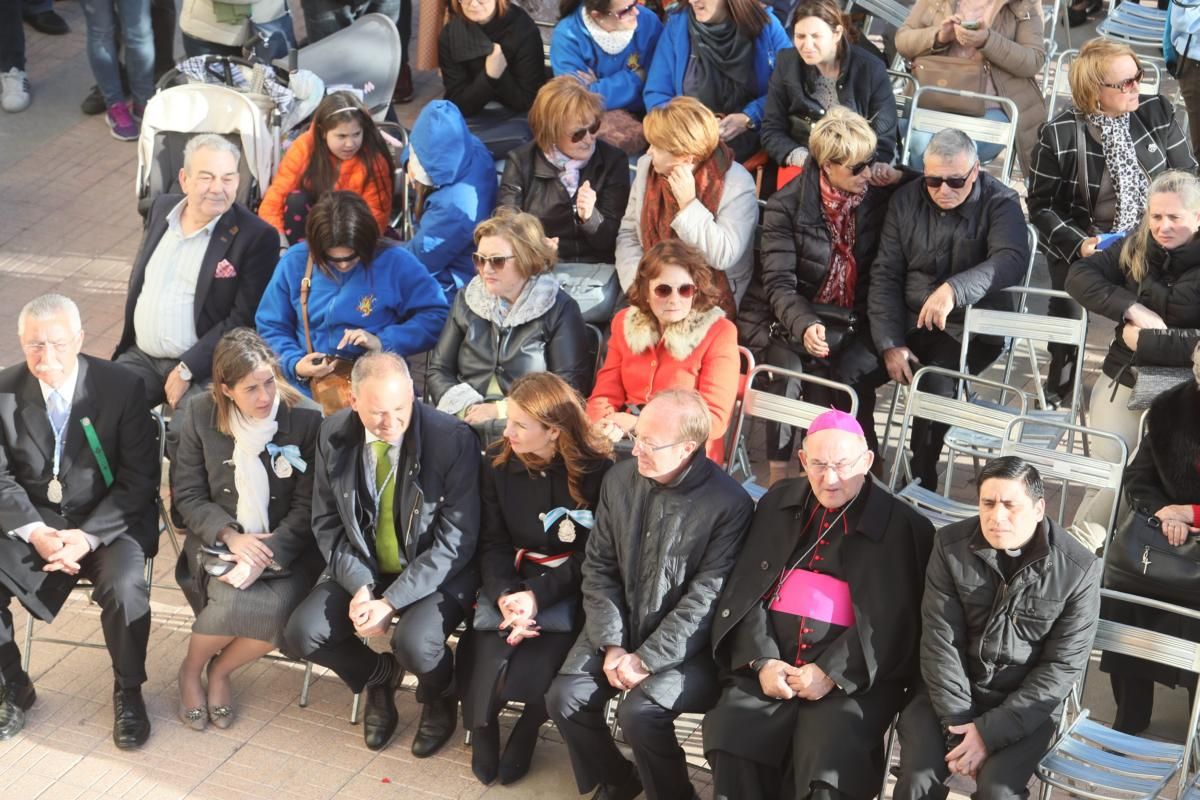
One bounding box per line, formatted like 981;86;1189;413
807;409;864;438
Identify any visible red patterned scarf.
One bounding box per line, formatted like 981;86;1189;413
813;170;866;307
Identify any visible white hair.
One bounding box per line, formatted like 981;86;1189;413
926;128;979;166
18;294;82;337
183;134;242;174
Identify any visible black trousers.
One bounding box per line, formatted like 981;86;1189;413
893;690;1055;800
546;674;695;800
905;328;1004;489
284;570;473;700
710;752;849;800
0;535;150;689
1044;255;1086;400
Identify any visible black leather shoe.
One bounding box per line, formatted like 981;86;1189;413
0;674;35;741
470;722;499;785
498;710;543;785
112;686;151;749
24;10;69;35
393;64;414;104
411;694;457;758
590;766;644;800
81;85;106;116
362;670;400;751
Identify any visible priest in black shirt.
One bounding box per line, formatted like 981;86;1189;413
703;409;935;800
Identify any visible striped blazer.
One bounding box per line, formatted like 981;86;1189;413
1026;94;1196;264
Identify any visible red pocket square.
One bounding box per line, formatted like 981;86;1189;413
214;259;237;279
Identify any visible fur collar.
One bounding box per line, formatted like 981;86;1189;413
623;305;726;361
1145;381;1200;504
463;272;560;327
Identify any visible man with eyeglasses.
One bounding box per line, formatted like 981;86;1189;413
703;409;934;800
894;456;1100;799
0;294;160;749
868;127;1029;490
547;389;753;800
113;134;280;413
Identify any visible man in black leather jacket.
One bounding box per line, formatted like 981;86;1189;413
894;457;1101;798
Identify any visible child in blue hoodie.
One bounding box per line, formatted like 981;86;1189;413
404;99;498;301
550;0;664;114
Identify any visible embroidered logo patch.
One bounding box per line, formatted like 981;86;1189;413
357;294;376;317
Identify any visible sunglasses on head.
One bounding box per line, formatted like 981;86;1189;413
845;156;876;176
652;283;696;299
472;253;515;269
569;120;602;144
606;1;638;18
1100;68;1144;94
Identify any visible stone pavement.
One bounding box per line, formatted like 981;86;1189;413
0;3;1195;799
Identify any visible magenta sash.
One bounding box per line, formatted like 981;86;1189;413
768;569;855;627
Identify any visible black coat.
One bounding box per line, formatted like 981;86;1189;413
922;516;1100;754
497;139;631;264
1065;235;1200;385
0;357;160;620
313;401;481;611
425;277;591;405
760;45;898;166
867;171;1029;353
438;6;546;117
738;160;919;352
1124;380;1200;513
113;194;280;384
560;454;754;710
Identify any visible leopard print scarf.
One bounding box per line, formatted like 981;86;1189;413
1087;112;1149;233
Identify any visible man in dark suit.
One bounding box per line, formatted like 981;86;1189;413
0;295;160;748
284;352;480;756
113;133;280;410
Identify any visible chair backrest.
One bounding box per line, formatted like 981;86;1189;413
887;366;1027;491
889;69;918;145
844;0;910;30
1046;49;1161;118
1097;589;1200;671
1097;0;1169;50
902;87;1020;184
726;364;859;476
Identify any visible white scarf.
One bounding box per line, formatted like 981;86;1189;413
581;5;636;56
228;392;280;534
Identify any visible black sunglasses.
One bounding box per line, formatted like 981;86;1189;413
845;156;876;176
325;253;359;264
569;120;602;144
923;166;976;189
472;252;515;270
606;1;638;18
652;283;696;299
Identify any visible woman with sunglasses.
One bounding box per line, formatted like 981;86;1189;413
425;208;591;443
642;0;790;162
760;0;898;186
616;96;758;311
498;76;632;322
1029;39;1196;407
255;191;449;398
740;107;915;486
588;238;739;461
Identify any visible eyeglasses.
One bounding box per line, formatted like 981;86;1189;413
1100;68;1144;93
325;253;359;264
21;338;77;355
605;1;638;18
803;449;869;477
628;431;686;453
569;120;602;144
652;283;696;299
923;164;977;190
472;252;515;270
844;156;876;176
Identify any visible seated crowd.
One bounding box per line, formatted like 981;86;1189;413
6;2;1200;799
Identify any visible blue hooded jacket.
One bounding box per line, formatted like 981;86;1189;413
550;5;663;114
642;8;790;127
404;99;497;300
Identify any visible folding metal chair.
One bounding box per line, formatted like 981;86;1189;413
377;121;413;240
902;87;1021;184
724;346;757;481
1097;0;1169;52
844;0;912;70
1045;49;1161;117
889;69;918;153
726;364;859;501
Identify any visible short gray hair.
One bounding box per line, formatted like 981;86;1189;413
18;294;82;337
925;128;978;166
646;389;710;447
350;351;412;392
183;134;242;173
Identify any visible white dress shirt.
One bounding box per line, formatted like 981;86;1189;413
132;199;219;359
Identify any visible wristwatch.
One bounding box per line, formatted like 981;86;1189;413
177;362;193;381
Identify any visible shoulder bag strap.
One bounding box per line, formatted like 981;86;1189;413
1075;115;1093;220
300;254;316;355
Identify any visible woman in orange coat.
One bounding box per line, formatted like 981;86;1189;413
588;239;739;462
259;91;395;244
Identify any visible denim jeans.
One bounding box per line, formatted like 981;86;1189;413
81;0;154;106
1;0;26;71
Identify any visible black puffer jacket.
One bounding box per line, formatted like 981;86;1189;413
1124;380;1200;515
1066;235;1200;386
560;454;754;710
760;45;898;165
497;139;632;264
738;160;918;352
867;171;1029;353
438;5;546;116
922;516;1100;754
425;274;591;406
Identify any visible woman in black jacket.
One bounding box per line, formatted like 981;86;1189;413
498;76;632;321
760;0;897;175
438;0;547;157
458;372;613;786
426;208;591;445
1065;170;1200;549
739;108;912;485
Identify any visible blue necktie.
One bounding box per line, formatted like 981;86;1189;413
47;390;68;463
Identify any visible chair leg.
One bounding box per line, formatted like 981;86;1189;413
350;691;362;725
299;660;313;708
21;614;33;673
464;728;473;745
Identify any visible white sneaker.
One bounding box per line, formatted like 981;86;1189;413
1;67;31;113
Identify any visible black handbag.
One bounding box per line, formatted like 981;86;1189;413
771;304;860;358
1103;511;1200;606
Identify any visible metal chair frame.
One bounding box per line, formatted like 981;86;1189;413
902;87;1021;184
1046;49;1162;118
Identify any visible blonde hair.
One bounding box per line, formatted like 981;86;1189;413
474;207;558;279
809;107;877;168
1069;39;1141;115
529;76;605;153
1119;170;1200;283
643;97;720;161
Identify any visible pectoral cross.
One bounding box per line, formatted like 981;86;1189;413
1141;547;1153;575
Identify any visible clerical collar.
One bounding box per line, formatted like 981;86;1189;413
1003;547;1023;557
